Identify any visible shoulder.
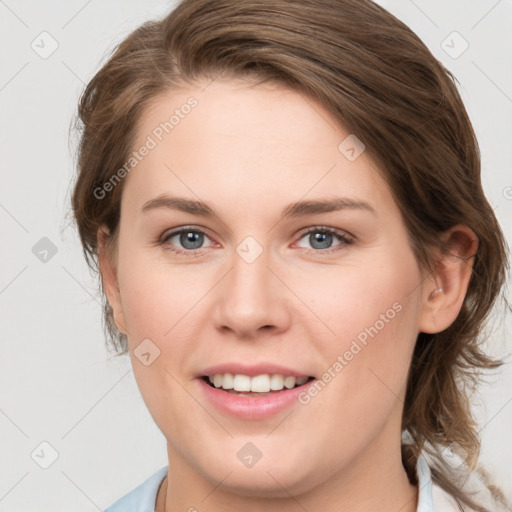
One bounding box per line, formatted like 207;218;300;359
103;466;168;512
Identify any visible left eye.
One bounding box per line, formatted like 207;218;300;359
295;228;353;251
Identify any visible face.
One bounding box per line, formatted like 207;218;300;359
103;78;429;496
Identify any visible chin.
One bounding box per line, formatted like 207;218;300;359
198;454;319;499
214;472;308;499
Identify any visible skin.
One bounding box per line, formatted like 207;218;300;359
98;78;477;512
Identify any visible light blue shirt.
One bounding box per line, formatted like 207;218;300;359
104;465;168;512
103;455;453;512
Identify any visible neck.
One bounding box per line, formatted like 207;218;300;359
157;435;418;512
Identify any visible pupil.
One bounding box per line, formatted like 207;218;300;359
181;231;203;250
311;232;332;249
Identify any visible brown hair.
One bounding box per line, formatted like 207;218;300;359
71;0;510;509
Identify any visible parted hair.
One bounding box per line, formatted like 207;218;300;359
71;0;509;509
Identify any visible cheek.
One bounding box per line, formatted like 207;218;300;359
116;249;201;430
299;252;420;408
301;254;419;348
116;246;204;343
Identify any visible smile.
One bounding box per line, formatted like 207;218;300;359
197;374;317;419
204;373;314;394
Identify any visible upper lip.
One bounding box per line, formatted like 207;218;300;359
197;362;314;379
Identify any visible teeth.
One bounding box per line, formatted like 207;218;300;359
213;374;223;388
233;374;251;392
283;376;296;389
207;373;311;392
222;373;234;389
270;374;284;390
251;374;270;392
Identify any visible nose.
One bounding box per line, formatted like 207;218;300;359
212;242;292;339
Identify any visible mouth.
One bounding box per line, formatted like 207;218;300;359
200;374;316;397
197;372;318;419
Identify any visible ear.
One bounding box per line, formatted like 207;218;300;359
418;224;478;334
97;226;128;335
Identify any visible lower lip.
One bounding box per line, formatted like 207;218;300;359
196;377;316;420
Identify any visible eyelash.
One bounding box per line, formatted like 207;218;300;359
158;225;354;257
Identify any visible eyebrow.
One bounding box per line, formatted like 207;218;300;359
140;194;377;219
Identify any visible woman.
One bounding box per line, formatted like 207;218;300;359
71;0;510;510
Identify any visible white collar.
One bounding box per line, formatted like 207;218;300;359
416;454;467;512
416;455;436;512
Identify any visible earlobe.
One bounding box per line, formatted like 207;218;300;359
97;226;128;335
418;224;478;334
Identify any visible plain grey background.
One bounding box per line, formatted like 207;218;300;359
1;1;511;510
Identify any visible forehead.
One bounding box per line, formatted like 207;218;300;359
121;79;393;218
